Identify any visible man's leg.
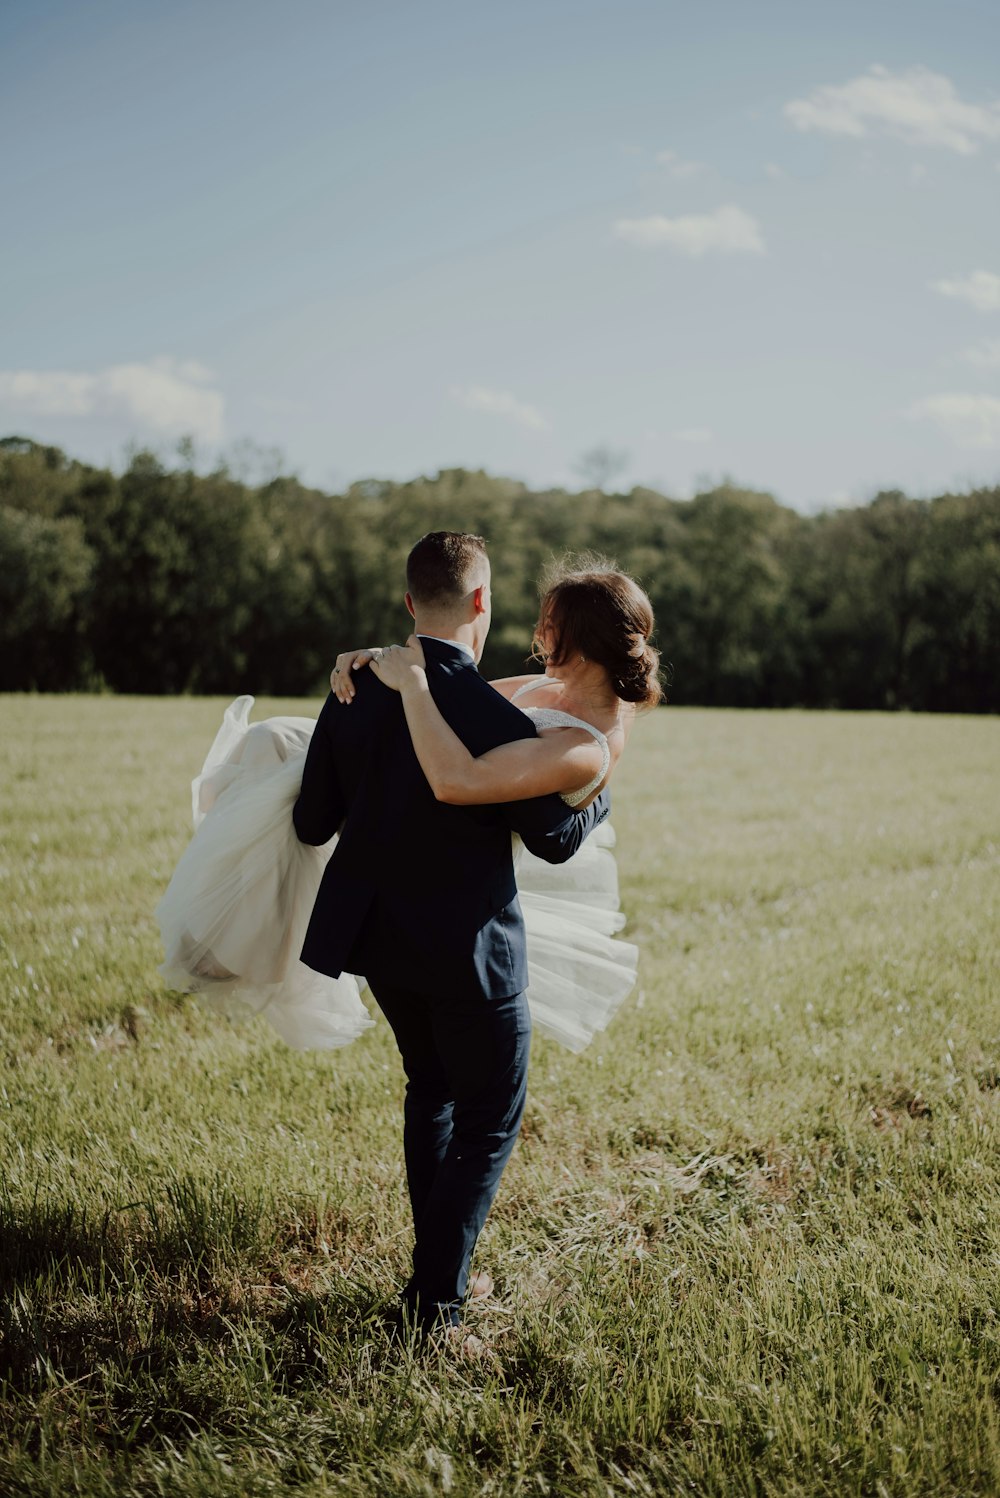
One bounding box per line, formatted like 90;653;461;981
409;987;531;1328
367;980;455;1237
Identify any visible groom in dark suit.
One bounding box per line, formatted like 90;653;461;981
292;532;609;1335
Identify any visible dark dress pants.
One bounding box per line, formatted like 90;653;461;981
364;970;532;1329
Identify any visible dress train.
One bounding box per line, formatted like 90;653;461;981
156;697;636;1052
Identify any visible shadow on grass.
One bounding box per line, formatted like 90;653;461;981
0;1174;370;1290
0;1176;407;1461
0;1174;278;1286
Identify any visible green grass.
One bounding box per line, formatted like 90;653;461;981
1;696;999;1497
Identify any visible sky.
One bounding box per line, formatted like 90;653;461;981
2;0;1000;510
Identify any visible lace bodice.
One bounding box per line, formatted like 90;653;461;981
511;680;611;807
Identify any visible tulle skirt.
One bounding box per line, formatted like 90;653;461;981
156;697;637;1053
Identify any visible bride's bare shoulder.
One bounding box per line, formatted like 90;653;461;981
489;673;564;705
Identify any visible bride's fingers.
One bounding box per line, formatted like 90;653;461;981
332;664;359;702
331;652;353;698
331;648;379;702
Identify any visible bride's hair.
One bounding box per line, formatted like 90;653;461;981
532;557;663;707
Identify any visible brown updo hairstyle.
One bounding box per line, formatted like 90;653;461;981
532;558;664;707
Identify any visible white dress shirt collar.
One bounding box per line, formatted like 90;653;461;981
416;633;476;662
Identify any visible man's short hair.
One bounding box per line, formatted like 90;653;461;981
406;532;489;607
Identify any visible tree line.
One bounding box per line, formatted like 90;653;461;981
1;435;998;711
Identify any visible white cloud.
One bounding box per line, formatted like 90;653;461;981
449;384;549;431
655;149;704;179
908;392;1000;448
785;65;1000;155
171;359;217;384
960;338;1000;368
669;427;713;444
931;270;1000;313
613;204;765;257
0;357;224;441
765;162;787;180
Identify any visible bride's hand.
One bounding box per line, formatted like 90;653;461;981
331;648;385;702
369;636;427;694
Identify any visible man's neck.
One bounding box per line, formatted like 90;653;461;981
412;616;478;656
417;634;476;666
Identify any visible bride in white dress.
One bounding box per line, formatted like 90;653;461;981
156;564;662;1053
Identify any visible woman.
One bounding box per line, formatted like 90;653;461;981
156;564;661;1052
332;564;660;807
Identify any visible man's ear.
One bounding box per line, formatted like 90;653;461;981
473;584;489;616
404;592;416;619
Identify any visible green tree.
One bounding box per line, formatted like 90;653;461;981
83;451;273;694
909;488;1000;713
0;506;94;688
792;493;930;709
667;485;797;706
1;434;998;711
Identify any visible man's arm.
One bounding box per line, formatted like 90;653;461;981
504;786;611;864
292;694;347;846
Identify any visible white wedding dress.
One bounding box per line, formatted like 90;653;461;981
156;683;637;1053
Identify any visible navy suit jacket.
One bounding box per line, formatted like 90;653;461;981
293;637;610;999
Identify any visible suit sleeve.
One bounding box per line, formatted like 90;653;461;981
293;693;347;846
502;786;611;864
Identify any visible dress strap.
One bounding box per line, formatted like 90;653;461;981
525;707;607;748
511;676;563;702
519;706;611;806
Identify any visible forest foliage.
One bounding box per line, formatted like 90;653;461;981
1;435;997;711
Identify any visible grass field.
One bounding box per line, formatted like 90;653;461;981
2;696;999;1497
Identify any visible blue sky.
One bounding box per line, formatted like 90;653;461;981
3;0;1000;509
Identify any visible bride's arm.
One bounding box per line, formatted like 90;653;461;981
402;681;601;805
330;653;549;707
373;641;603;805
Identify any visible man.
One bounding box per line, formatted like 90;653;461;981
292;532;609;1337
